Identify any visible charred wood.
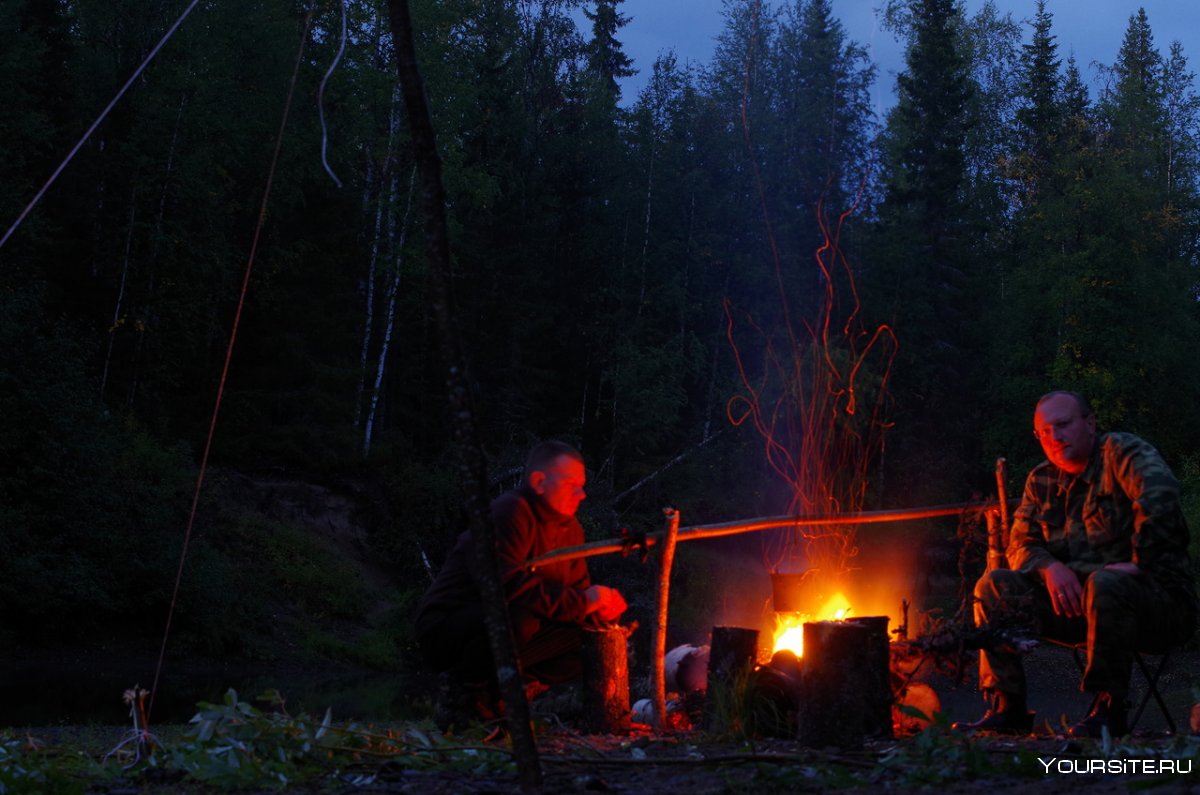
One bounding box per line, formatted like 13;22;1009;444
798;620;870;749
847;616;893;739
705;626;759;733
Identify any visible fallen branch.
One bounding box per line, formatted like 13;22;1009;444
539;749;879;769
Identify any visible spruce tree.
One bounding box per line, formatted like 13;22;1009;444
869;0;978;503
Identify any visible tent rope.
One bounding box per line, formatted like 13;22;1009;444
0;0;204;254
147;9;316;722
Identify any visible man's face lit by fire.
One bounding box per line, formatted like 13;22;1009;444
1033;393;1096;475
530;454;587;517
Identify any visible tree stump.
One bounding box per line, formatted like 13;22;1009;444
705;626;759;733
798;620;869;749
846;616;894;738
581;625;630;734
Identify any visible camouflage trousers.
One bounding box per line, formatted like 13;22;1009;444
973;567;1193;697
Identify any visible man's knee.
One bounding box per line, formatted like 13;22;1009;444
1083;568;1137;616
975;568;1029;602
1084;567;1127;596
1084;568;1155;634
974;568;1036;624
510;608;544;645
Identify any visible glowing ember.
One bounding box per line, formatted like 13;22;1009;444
772;591;853;657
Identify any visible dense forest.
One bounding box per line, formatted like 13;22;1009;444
2;0;1199;672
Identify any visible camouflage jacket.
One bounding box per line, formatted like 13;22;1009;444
1007;432;1197;610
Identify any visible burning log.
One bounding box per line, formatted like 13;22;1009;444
581;624;632;734
846;616;893;739
704;626;759;733
797;620;872;749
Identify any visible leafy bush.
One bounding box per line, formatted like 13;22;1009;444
0;732;90;795
166;689;356;789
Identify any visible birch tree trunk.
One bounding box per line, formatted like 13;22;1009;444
354;88;400;433
363;166;415;457
353;158;381;431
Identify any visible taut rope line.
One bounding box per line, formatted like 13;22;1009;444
0;0;203;254
147;9;316;722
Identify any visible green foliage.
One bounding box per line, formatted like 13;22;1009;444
705;664;762;741
161;689;516;788
0;733;90;795
165;689;354;789
0;285;197;642
177;510;379;660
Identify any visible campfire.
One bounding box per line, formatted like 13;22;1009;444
768;570;897;659
772;590;852;657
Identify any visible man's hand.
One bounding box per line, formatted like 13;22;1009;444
585;585;628;623
1042;561;1084;618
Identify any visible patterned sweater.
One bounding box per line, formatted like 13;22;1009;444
1007;431;1197;611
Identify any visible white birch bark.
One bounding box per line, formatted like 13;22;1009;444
354;88;401;429
362;165;415;457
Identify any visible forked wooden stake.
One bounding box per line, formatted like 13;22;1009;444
651;507;681;731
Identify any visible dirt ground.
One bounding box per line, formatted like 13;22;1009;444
29;644;1196;795
922;642;1197;735
41;722;1198;795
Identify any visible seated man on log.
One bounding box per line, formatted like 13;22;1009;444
414;440;627;722
956;390;1196;737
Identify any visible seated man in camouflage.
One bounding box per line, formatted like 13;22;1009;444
956;391;1196;737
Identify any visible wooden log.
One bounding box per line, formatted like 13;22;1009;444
798;620;869;749
845;616;893;739
581;625;631;734
705;626;759;733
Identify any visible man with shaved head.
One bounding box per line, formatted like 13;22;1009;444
415;441;627;726
956;391;1196;737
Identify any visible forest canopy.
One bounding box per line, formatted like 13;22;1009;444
2;0;1198;657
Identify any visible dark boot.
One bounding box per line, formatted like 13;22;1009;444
952;690;1034;734
433;674;502;731
1066;693;1128;738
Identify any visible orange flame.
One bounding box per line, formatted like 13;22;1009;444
772;591;853;657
